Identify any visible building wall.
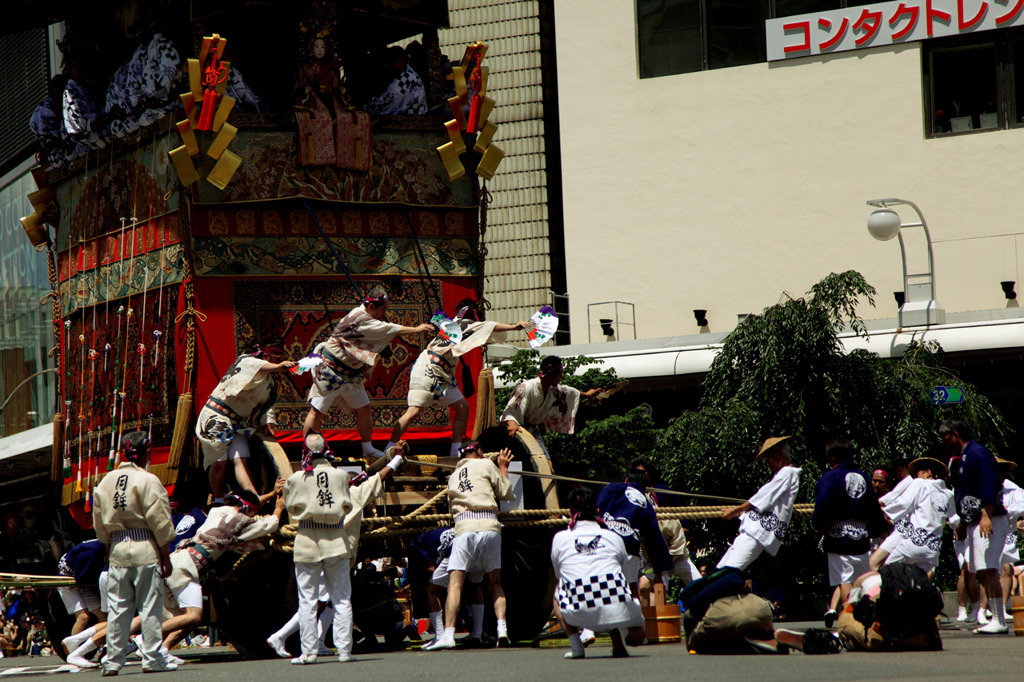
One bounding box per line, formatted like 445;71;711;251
0;160;56;437
554;0;1024;343
440;0;561;339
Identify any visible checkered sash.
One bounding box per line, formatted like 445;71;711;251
557;571;632;611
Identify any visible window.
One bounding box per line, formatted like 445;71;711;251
923;29;1024;137
637;0;873;78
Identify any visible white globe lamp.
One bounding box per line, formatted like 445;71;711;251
867;208;901;241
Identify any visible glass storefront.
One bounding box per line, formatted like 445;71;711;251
0;161;56;438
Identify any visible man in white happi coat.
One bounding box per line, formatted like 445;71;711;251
196;339;295;502
997;459;1024;618
425;442;516;650
552;486;644;659
718;436;801;571
283;433;405;664
162;488;285;651
870;457;958;576
92;431;177;675
500;356;600;457
387;299;527;456
303;288;432;458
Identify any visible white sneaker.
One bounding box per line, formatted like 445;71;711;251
422;637;455;651
317;646;334;656
267;635;289;658
337;653;355;663
564;649;585;659
67;651;100;668
974;621;1009;635
164;653;184;666
580;629;596;647
291;654;317;665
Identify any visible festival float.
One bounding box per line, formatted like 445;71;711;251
21;1;562;656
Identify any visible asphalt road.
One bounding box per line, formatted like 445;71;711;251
1;622;1020;682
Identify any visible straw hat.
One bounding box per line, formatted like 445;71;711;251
909;457;947;479
997;458;1018;473
756;436;792;461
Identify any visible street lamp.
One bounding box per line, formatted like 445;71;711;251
865;198;946;327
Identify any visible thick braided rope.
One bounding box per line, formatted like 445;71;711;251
269;503;815;550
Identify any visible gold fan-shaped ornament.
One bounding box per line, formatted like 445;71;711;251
168;34;242;190
436;42;504;182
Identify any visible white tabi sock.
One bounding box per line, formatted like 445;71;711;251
272;612;301;640
470;604;484;639
385;441;397;453
994;604;1007;628
442;627;456;643
449;442;462;458
567;633;585;658
71;639;97;657
957;605;969;620
66;626;97;649
361;441;382;457
429;611;444;638
496;619;508;638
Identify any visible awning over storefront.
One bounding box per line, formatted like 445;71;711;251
0;422;53;480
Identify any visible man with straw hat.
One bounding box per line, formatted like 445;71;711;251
717;436;801;571
941;418;1010;634
869;456;958;576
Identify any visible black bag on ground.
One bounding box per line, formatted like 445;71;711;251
854;563;943;649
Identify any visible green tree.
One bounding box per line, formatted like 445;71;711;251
652;270;1012;594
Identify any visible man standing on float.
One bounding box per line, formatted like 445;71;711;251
303;288;432;458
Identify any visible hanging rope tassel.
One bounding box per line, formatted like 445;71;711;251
471;366;495;439
167;194;200;480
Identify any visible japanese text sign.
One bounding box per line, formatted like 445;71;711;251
766;0;1024;61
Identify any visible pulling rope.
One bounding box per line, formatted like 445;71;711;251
392;458;746;505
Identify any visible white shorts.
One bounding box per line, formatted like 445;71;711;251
58;585;101;614
966;516;1010;572
954;538;968;567
827;552;871;586
99;571;109;612
878;531;902;556
717;532;764;571
170;579;203;610
883;543;938;574
448;531;501;575
430;556;483;586
310;382;369;413
675;558;702;584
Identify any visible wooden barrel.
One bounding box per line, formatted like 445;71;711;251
1011;595;1024;636
641;583;681;643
